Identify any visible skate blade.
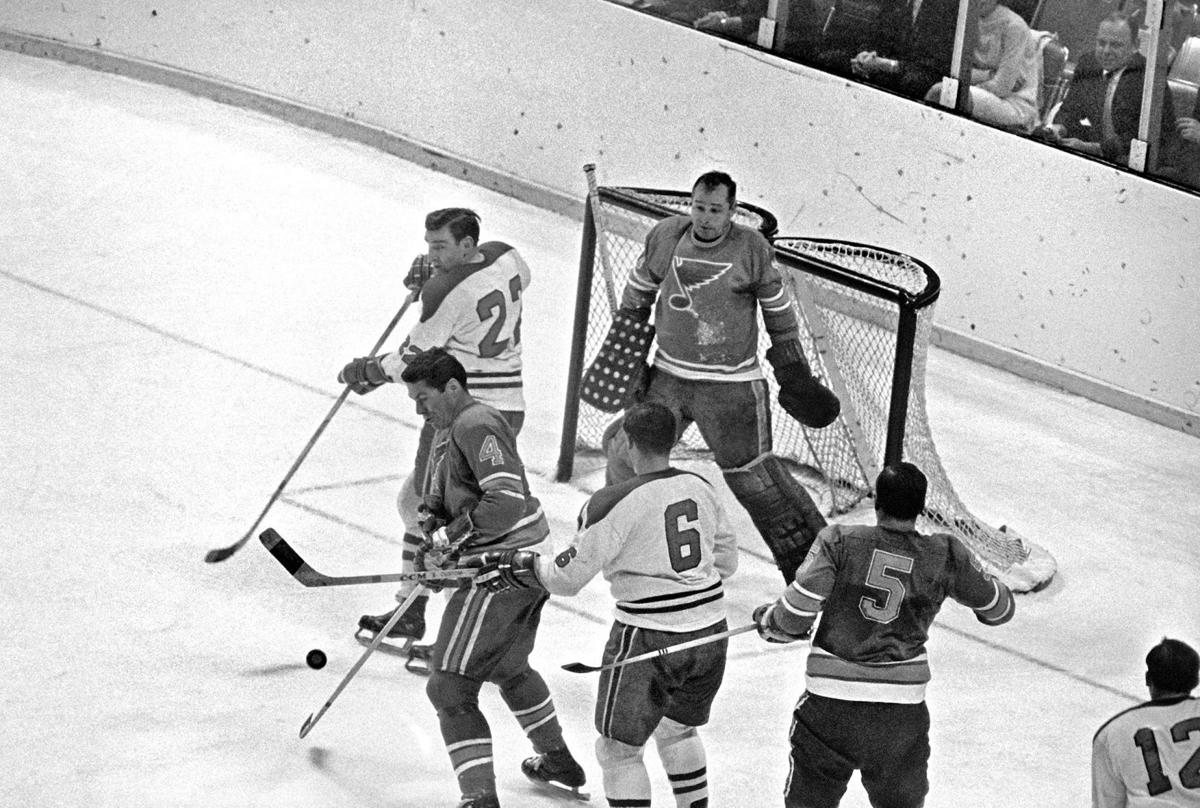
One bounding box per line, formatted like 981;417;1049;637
353;629;415;658
525;776;591;802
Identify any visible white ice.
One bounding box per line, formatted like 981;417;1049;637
1;49;1198;808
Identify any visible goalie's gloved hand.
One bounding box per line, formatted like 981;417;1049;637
404;254;437;293
753;603;806;644
765;340;840;429
338;355;389;395
466;549;543;593
616;305;651;324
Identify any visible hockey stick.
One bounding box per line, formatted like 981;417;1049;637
258;528;477;587
561;623;759;674
300;585;426;738
204;292;415;564
583;163;620;315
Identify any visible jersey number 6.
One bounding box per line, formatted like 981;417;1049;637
664;499;702;573
477;275;523;359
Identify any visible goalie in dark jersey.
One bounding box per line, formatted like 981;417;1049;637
598;170;840;582
753;462;1015;808
397;348;584;808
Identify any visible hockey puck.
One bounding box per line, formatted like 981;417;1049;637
306;649;327;670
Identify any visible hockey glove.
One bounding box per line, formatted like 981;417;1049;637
765;340;840;429
415;513;475;591
404;254;437;293
752;603;807;644
467;550;543;593
338;355;389;395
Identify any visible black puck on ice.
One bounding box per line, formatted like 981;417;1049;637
306;649;327;670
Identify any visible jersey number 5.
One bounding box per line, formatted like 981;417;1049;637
859;549;914;624
1135;719;1200;796
477;275;523;359
664;499;702;573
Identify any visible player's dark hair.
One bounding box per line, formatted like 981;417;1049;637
1146;638;1200;694
693;171;736;205
399;347;468;391
875;462;927;520
622;402;676;456
425;207;481;244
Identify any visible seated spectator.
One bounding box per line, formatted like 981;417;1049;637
925;0;1040;132
1091;637;1200;808
1176;94;1200;187
1043;12;1178;165
649;0;768;44
834;0;960;99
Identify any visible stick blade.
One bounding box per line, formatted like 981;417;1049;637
560;662;597;674
204;545;237;564
259;528;305;576
299;714;315;738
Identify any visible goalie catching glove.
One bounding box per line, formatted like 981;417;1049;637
765;340;840;429
580;307;655;413
465;549;543;593
415;513;476;591
338;355;389;395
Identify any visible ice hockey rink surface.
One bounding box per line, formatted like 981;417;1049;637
2;48;1198;807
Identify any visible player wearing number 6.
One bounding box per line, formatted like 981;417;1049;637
1092;638;1200;808
752;462;1015;808
469;402;739;808
338;208;531;650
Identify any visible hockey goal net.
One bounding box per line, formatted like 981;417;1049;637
556;178;1056;593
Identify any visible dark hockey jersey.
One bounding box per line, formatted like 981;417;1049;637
771;522;1015;703
621;216;798;382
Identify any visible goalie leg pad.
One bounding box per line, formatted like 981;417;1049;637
581;311;655;413
723;454;828;582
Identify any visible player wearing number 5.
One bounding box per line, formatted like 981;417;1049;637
338;208;530;648
753;462;1015;808
469;403;739;808
1092;638;1200;808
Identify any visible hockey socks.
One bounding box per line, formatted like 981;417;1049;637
499;668;566;753
655;718;709;808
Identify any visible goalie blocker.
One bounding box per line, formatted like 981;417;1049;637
580;308;655;413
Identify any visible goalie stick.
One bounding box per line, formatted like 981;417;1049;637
204;292;416;564
584;163;620;315
561;623;759;673
258;528;478;587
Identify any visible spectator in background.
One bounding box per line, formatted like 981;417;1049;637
1046;12;1178;164
647;0;768;44
925;0;1040;132
1091;637;1200;808
831;0;960;99
1175;94;1200;188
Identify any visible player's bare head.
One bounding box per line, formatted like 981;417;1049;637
692;171;736;205
623;402;676;456
874;462;927;521
425;208;481;244
690;172;736;242
1145;637;1199;695
400;347;468;392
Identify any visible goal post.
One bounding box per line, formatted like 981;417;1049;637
556;175;1056;593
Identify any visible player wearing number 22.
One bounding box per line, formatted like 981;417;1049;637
470;403;739;808
753;462;1015;808
398;348;584;808
339;208;530;646
1092;638;1200;808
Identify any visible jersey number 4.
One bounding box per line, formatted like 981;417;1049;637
476;275;523;359
1135;719;1200;796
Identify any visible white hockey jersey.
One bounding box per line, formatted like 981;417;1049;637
380;241;527;412
536;468;739;632
1092;695;1200;808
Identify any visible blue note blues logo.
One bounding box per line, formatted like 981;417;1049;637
667;257;731;313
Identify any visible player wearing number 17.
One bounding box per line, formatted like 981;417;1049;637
338;208;531;648
1092;638;1200;808
470;402;739;808
752;462;1015;808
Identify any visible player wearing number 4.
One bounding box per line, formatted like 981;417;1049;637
1092;638;1200;808
469;402;739;808
397;348;584;808
338;208;530;650
753;462;1015;808
598;170;840;584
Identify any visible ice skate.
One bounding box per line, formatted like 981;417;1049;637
456;792;500;808
354;597;426;657
522;748;589;801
